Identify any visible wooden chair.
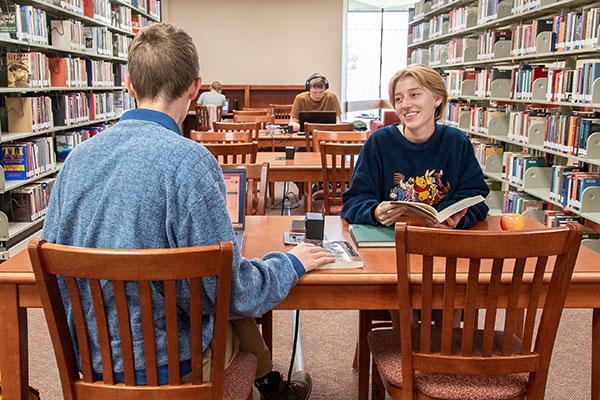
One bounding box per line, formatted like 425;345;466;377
222;163;269;216
234;114;275;129
241;107;273;115
318;143;362;215
204;142;258;164
213;121;260;141
312;130;369;153
269;104;293;123
368;222;583;400
304;122;354;151
191;130;252;143
195;105;222;131
28;239;257;400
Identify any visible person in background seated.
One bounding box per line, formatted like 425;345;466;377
197;80;227;107
341;64;489;229
289;73;342;131
43;23;334;400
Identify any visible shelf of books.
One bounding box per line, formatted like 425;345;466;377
408;0;600;235
0;0;158;258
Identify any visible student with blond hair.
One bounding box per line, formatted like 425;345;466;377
341;64;489;229
197;80;227;107
43;23;332;400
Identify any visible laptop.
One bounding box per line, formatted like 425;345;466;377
222;168;247;248
299;110;337;132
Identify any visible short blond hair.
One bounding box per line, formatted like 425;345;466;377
128;23;199;102
211;81;222;92
388;64;448;121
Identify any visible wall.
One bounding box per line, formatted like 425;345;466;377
162;0;344;94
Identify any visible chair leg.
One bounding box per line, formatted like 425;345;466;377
268;182;275;204
258;311;273;359
352;341;359;370
371;356;386;400
358;311;370;400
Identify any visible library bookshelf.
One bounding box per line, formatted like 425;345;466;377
0;0;160;260
408;0;600;235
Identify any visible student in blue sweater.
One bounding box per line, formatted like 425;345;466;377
43;23;333;400
341;64;489;229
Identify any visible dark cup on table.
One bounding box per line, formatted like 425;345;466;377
285;146;296;160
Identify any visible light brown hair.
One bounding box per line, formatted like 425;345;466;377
128;23;199;102
211;81;222;92
388;64;448;121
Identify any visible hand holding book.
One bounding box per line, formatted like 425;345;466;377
375;195;485;228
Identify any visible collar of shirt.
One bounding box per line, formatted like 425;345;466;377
120;108;181;135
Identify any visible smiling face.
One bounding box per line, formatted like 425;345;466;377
393;77;442;142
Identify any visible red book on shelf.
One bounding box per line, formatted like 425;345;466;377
48;58;68;87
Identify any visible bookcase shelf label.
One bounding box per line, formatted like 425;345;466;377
528;123;547;146
490;79;511;99
494;41;512;59
581;187;600;213
585;132;600;161
522;167;552;189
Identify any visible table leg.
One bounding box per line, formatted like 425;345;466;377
307;182;313;212
593;308;600;400
0;284;29;400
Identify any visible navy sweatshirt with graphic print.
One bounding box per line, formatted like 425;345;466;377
341;123;489;229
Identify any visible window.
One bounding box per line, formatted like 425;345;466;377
345;9;409;103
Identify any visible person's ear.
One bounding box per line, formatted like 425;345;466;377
188;77;202;100
125;76;137;99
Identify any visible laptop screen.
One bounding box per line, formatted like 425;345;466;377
299;110;337;132
222;168;247;230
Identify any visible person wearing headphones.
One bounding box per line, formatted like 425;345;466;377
197;80;227;107
289;73;342;132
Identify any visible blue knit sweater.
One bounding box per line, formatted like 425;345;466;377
341;123;489;229
43;108;304;383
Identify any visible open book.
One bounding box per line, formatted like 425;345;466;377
292;236;364;269
391;195;485;224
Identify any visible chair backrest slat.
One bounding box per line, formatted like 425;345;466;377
195;105;222;131
502;257;526;355
269;104;292;121
139;280;158;386
191;130;252;144
440;257;457;355
65;277;94;382
233;114;274;129
112;281;136;385
420;255;433;354
312;130;369;153
394;222;583;397
482;258;504;356
29;240;235;399
204;142;258;165
213;122;260;141
165;280;180;384
89;279;115;384
522;256;548;353
189;278;203;384
461;258;481;356
304;122;354;151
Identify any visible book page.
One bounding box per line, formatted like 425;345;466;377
436;195;485;223
390;200;438;219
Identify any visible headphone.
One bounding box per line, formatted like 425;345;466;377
305;73;329;91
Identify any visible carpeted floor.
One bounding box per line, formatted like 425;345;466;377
26;308;592;399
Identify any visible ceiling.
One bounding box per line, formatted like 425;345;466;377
348;0;418;11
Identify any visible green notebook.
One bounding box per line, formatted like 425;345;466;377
349;224;395;248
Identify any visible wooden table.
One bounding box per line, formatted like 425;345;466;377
256;152;323;212
1;216;600;399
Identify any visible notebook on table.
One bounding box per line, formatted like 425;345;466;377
222;168;247;248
